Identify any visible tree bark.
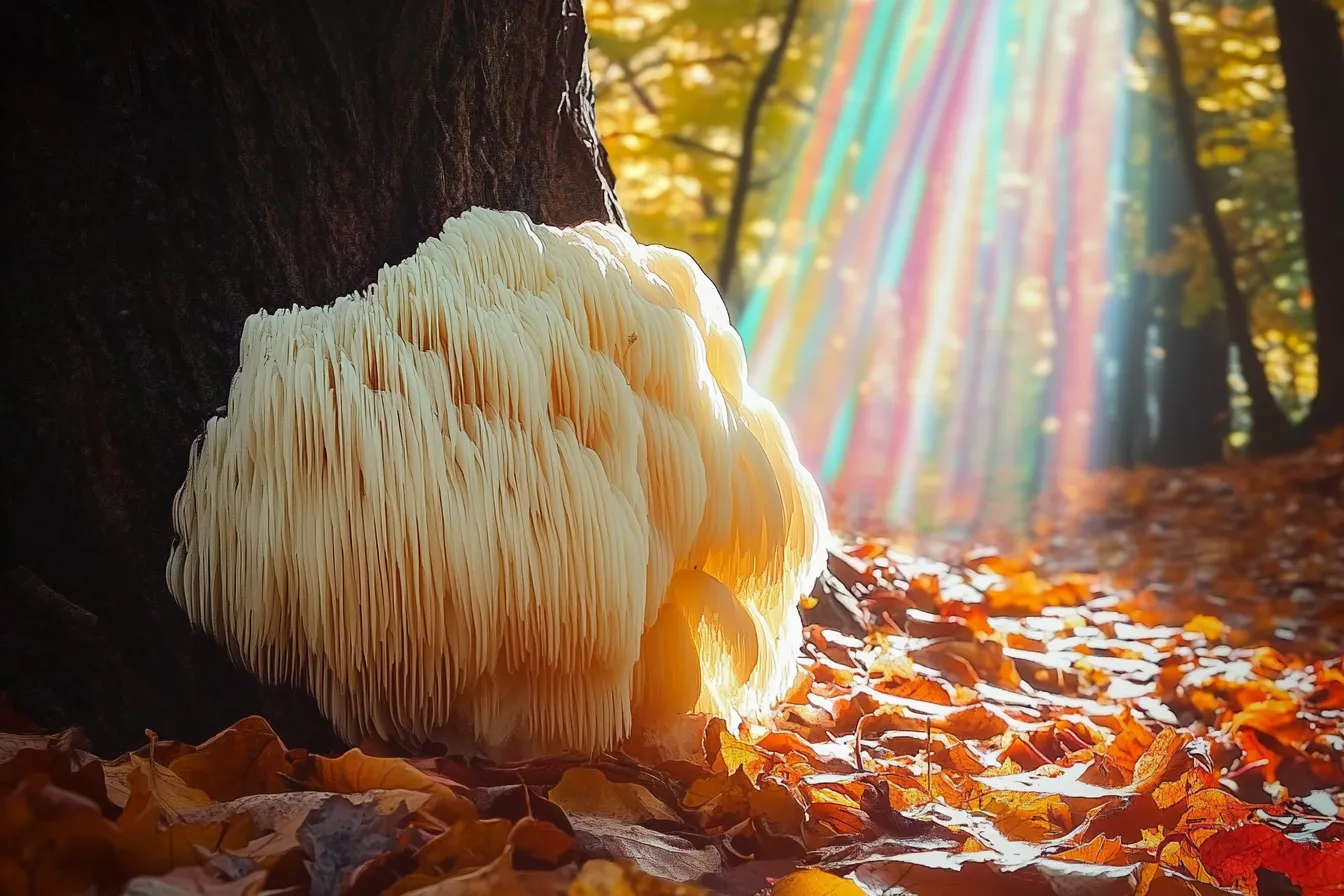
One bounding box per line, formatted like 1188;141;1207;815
1110;265;1153;468
1097;0;1149;472
1152;310;1232;466
1146;98;1230;468
1;0;623;754
1153;0;1301;456
1272;0;1344;434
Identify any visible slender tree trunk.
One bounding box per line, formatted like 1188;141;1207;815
1153;0;1301;456
1111;272;1151;468
717;0;805;304
1147;96;1230;467
1102;2;1151;470
1;0;622;753
1153;311;1232;466
1272;0;1344;434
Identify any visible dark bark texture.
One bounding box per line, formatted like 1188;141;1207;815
1154;0;1301;456
1147;105;1230;468
1110;267;1152;469
1272;0;1344;434
1153;311;1231;467
1;0;623;753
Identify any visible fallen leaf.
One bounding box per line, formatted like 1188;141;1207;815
166;717;291;802
567;814;721;883
291;748;475;823
772;868;865;896
117;765;253;876
1199;823;1344;895
299;793;413;896
121;865;268;895
399;847;533;896
0;774;123;894
548;768;678;824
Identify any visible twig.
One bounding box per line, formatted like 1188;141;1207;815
614;57;660;114
667;134;741;161
925;716;933;795
854;713;868;771
628;53;748;77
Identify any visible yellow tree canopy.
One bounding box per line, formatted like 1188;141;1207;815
1134;0;1344;421
585;0;841;308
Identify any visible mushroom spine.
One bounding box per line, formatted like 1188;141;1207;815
167;208;826;757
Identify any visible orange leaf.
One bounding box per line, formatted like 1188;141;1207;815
0;775;122;894
773;868;865;896
116;766;253;876
508;816;576;866
290;748;475;822
165;717;290;802
1200;824;1344;896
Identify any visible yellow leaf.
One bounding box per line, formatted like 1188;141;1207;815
772;869;865;896
290;749;475;823
1183;614;1227;641
547;768;678;824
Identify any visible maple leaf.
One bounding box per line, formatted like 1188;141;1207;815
1199;823;1344;895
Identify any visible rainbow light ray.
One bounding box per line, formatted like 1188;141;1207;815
740;0;1131;533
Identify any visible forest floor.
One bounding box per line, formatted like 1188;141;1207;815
4;437;1344;896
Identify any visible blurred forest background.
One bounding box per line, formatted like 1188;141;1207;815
583;0;1344;535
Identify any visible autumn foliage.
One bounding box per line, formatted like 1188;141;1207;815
6;447;1344;896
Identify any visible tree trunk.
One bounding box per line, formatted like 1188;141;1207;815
1272;0;1344;434
1101;5;1150;470
1152;310;1231;466
1153;0;1301;456
1109;272;1151;469
717;0;805;305
1;0;623;754
1147;98;1230;467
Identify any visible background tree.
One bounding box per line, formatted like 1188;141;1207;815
1;0;622;752
584;0;840;315
1153;0;1300;455
1147;97;1234;467
1272;0;1344;432
1126;0;1327;460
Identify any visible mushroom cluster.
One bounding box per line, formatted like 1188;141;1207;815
167;208;826;758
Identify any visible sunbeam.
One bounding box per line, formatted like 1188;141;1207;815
739;0;1133;535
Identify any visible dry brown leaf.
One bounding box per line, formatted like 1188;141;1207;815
121;865;268;895
165;717;290;802
116;764;254;876
399;847;532;896
291;748;476;823
0;774;123;894
566;814;720;883
568;859;703;896
548;768;678;824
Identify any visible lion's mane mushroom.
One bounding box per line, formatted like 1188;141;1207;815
166;208;826;758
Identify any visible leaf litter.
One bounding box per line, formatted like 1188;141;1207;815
4;448;1344;895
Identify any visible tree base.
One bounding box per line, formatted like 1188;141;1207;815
1;0;623;755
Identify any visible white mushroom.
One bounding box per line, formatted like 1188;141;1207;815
166;208;826;758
